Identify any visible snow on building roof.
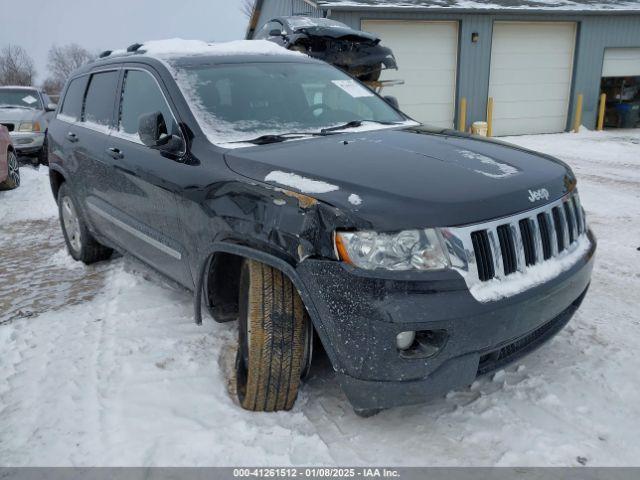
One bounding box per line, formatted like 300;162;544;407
315;0;640;11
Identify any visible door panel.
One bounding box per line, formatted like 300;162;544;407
97;67;193;288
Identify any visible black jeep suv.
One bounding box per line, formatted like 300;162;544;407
48;40;595;416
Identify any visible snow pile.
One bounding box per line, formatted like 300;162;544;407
0;166;57;223
265;171;339;194
140;39;302;59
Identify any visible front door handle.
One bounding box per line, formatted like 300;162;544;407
106;147;124;160
66;132;78;143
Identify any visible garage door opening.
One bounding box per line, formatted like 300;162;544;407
600;48;640;129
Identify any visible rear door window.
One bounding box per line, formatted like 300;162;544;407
118;69;179;141
83;71;119;126
59;77;88;122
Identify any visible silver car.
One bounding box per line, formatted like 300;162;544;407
0;86;57;165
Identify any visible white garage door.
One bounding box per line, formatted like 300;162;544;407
361;20;458;129
603;48;640;77
489;22;576;136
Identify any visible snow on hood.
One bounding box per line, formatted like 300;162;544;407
315;0;640;10
139;39;303;59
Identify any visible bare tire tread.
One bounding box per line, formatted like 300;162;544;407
239;260;307;412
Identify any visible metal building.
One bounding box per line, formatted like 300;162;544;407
246;0;640;135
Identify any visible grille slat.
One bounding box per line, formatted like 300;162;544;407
552;207;566;252
537;213;553;260
563;201;576;244
471;231;495;282
471;193;586;282
519;219;537;266
497;225;517;275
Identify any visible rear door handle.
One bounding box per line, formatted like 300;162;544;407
66;132;78;143
106;147;124;160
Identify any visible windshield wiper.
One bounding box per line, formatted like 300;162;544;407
230;132;328;145
0;105;20;109
320;120;402;134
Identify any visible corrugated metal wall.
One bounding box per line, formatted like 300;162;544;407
252;2;640;131
331;9;640;131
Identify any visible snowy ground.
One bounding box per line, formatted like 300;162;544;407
0;130;639;467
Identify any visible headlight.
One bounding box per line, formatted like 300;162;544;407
335;229;449;271
18;121;41;132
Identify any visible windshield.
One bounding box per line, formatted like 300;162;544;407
0;89;42;110
287;17;347;30
175;62;409;146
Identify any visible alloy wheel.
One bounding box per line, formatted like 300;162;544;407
7;152;20;187
61;196;82;253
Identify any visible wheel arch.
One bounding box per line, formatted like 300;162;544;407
48;165;66;203
198;241;339;369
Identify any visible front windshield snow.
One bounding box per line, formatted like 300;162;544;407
0;89;42;110
174;62;409;146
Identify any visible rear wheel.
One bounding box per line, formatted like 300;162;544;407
58;182;113;264
236;259;311;412
0;150;20;190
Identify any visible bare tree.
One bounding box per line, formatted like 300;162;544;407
0;45;36;86
241;0;256;19
46;44;94;91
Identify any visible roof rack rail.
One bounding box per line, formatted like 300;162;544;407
127;43;144;53
99;50;113;58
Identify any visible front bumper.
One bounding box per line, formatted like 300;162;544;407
10;131;45;154
297;229;596;410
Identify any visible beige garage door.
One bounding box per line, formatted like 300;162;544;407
489;22;577;136
361;20;458;129
603;48;640;77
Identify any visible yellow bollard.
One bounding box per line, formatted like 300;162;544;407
573;94;584;133
487;97;494;137
459;97;467;132
597;93;606;131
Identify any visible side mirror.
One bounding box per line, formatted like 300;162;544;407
138;111;170;147
138;111;184;154
384;95;399;109
269;29;283;37
46;103;58;112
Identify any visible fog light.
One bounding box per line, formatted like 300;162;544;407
396;331;416;350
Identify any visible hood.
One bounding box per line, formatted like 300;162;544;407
295;26;379;44
224;127;575;231
0;107;41;123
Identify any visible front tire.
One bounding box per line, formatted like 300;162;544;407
236;259;310;412
0;150;20;190
57;182;113;264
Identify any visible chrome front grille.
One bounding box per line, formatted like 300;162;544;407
442;191;589;295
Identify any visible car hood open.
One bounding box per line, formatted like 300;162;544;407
224;127;575;231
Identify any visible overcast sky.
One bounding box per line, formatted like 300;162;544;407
0;0;248;84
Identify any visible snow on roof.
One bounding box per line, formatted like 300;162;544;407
315;0;640;11
138;38;302;59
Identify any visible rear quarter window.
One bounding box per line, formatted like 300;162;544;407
83;71;119;126
59;77;88;122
